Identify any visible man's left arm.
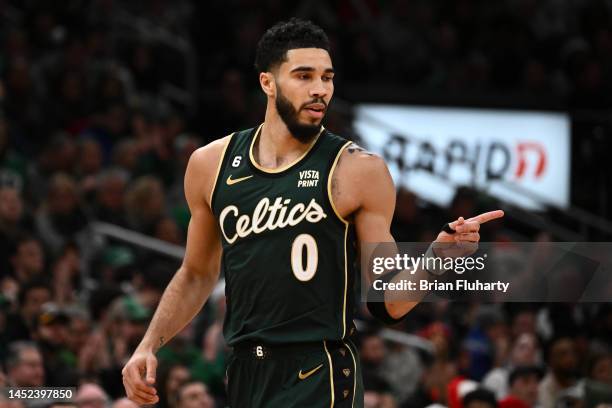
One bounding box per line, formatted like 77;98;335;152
349;152;423;322
350;149;504;322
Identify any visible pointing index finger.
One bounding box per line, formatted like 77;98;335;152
469;210;505;224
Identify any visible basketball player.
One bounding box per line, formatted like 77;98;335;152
122;18;504;407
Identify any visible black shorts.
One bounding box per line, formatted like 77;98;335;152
226;339;364;407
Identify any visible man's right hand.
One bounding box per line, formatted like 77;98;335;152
121;350;159;405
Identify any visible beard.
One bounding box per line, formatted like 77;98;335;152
275;86;326;143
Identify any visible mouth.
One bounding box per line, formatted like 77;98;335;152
303;103;326;118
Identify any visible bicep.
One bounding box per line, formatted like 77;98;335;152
181;149;223;279
353;156;396;244
182;204;222;279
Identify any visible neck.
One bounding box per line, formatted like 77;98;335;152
256;106;318;169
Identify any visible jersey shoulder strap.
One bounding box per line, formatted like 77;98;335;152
209;128;254;210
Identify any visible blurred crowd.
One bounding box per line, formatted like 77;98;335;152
1;1;612;407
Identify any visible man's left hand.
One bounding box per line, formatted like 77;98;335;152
433;210;505;257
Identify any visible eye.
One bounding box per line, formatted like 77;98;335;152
298;74;310;80
323;76;334;82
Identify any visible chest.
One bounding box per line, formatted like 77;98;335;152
211;128;356;243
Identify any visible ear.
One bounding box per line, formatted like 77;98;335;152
259;72;275;97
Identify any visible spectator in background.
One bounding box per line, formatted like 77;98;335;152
112;140;139;176
379;341;423;405
111;398;138;408
0;186;29;238
76;139;104;179
93;169;129;226
407;322;457;408
66;309;93;362
175;381;215;408
587;352;612;386
359;327;418;405
509;307;537;339
75;383;111;408
131;264;173;310
154;217;183;245
108;296;151;355
6;280;51;341
499;366;543;408
359;327;387;380
35;173;89;256
124;176;166;234
462;388;498;408
0;114;28;190
82;296;150;396
76;138;104;202
538;335;580;408
33;303;79;386
34;134;79;185
9;234;46;284
51;242;82;306
0;185;29;275
157;363;191;408
483;332;541;399
462;307;507;381
5;341;45;387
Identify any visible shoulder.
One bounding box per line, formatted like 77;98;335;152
189;134;234;169
330;141;395;216
185;134;234;206
335;142;389;179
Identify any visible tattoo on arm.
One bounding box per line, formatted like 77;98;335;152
347;143;374;156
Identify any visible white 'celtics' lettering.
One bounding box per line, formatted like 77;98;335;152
297;170;320;187
219;197;327;244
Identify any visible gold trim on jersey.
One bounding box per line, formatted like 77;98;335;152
323;340;335;407
209;133;235;207
327;141;352;338
327;141;352;225
248;123;324;173
344;340;358;408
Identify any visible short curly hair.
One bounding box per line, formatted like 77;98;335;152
254;18;330;73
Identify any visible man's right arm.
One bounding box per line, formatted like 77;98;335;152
135;142;225;354
122;137;228;405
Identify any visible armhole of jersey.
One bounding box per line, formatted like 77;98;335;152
326;140;352;226
209;132;235;212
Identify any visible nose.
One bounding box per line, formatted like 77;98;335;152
309;79;328;99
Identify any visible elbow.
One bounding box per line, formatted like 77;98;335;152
385;300;418;320
178;263;220;288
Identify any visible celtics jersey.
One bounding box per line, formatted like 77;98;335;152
210;124;357;346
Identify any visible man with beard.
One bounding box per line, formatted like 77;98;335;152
122;18;503;407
